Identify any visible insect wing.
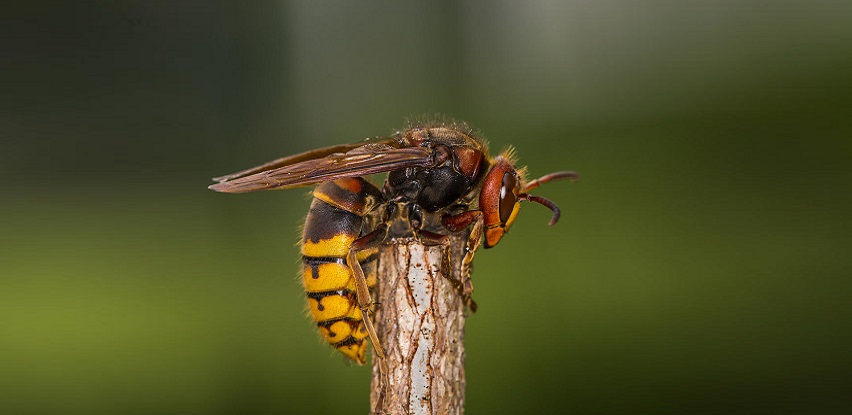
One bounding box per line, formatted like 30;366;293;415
208;145;434;193
212;138;403;182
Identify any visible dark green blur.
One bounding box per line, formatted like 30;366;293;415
3;1;851;414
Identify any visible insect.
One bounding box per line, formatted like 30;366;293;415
209;119;577;366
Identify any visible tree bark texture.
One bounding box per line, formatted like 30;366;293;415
370;239;467;415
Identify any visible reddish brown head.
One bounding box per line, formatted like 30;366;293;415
479;155;578;248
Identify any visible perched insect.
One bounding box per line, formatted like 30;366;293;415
209;119;577;365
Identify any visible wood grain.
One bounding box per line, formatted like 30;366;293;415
370;239;467;415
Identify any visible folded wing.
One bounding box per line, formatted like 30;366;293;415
209;143;434;193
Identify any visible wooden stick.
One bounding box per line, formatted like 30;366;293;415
370;239;467;414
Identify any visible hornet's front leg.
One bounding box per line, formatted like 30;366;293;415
441;210;484;312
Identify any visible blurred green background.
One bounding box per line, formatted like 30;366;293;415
3;1;851;414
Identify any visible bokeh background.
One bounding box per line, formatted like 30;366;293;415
3;1;851;414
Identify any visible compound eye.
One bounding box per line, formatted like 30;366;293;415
499;172;519;224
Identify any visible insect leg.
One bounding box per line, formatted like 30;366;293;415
408;204;455;283
409;202;450;247
345;224;390;413
442;209;483;233
418;229;451;246
461;215;484;312
441;210;485;312
346;224;388;338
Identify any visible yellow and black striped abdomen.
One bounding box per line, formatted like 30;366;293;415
300;178;381;364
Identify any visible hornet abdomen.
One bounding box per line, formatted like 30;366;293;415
300;177;382;364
